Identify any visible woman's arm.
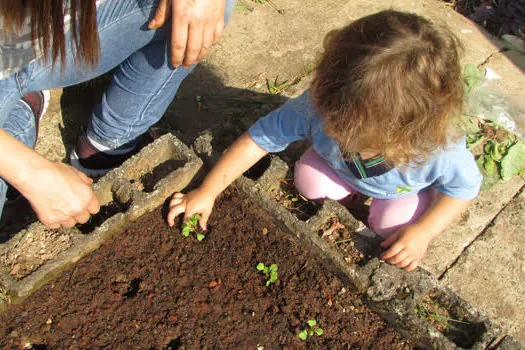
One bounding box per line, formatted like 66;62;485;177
0;129;99;228
380;192;472;271
167;132;268;229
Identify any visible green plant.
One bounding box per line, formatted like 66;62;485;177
468;121;525;183
462;64;525;187
267;77;293;95
256;262;278;286
415;304;469;333
298;319;323;340
181;214;205;241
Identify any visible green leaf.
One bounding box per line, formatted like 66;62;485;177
298;330;308;340
307;320;317;327
315;328;323;336
197;233;205;241
269;273;277;283
256;262;265;271
182;226;191;237
501;142;525;181
189;214;201;226
490;141;504;161
463;64;485;93
309;330;314;336
235;3;246;10
266;280;271;287
483;156;497;174
291;197;298;202
269;264;278;272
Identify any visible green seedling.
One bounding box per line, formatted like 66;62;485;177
256;262;278;286
298;319;323;340
181;214;205;241
267;77;293;95
415;304;469;334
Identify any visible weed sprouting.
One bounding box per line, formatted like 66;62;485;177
415;304;470;334
181;214;205;241
256;262;278;286
298;319;323;340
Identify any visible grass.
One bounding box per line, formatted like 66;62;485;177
415;303;470;334
266;63;315;95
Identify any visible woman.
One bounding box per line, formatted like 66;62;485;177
0;0;236;229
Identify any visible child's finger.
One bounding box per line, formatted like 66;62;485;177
170;197;183;207
385;250;407;265
406;260;419;272
397;257;413;269
167;204;186;227
198;212;209;231
380;232;398;248
381;242;403;260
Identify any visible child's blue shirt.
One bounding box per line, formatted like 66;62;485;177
248;91;482;200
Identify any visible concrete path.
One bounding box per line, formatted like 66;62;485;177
4;0;524;344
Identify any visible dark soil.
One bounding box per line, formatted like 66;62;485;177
0;188;410;349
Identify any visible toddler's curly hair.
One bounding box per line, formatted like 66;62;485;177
310;10;464;166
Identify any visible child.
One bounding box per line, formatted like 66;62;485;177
167;10;482;272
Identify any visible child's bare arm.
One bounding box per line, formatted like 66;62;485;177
167;132;268;229
380;193;472;271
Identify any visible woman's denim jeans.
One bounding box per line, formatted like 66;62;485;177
0;0;236;218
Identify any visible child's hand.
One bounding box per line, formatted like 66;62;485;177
167;188;216;230
379;224;434;272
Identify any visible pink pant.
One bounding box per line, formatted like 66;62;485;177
294;148;437;238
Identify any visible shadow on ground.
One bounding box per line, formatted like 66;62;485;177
0;64;292;242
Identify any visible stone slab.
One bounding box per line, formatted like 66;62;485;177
422;176;524;276
208;0;507;96
441;188;525;343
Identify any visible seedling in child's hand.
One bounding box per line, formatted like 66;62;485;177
181;214;205;241
298;319;323;340
256;262;278;287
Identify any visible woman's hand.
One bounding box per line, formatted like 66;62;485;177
167;188;216;230
379;224;434;271
149;0;226;68
20;162;100;229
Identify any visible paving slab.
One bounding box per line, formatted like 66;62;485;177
440;188;525;344
205;0;506;95
422;177;525;276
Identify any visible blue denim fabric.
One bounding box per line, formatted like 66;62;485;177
0;0;236;217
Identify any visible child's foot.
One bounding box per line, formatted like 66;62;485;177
70;133;141;178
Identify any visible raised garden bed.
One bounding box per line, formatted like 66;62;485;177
0;188;410;348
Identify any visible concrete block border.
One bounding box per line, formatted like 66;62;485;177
234;153;524;350
0;133;202;302
0;133;522;349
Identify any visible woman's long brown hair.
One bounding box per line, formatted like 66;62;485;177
1;0;100;68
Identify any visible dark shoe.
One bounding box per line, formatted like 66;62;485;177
20;90;50;139
70;133;141;178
